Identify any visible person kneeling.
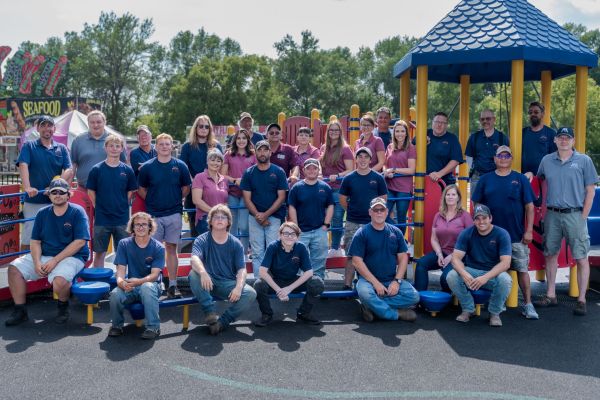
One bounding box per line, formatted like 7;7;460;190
254;222;325;327
108;212;164;340
349;198;419;322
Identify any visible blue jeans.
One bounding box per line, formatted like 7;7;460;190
386;190;411;234
330;189;345;250
109;282;161;331
249;215;281;274
356;277;420;320
446;267;512;315
228;195;249;251
413;251;452;292
299;227;329;279
188;270;257;327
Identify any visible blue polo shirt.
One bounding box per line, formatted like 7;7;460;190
114;237;165;279
138;158;192;217
31;203;90;262
240;164;288;220
129;146;157;177
521;126;557;174
261;240;312;281
373;127;392;150
454;225;512;271
465;130;509;174
17;139;71;204
179;142;223;178
339;170;388;224
471;171;534;243
251;132;264;146
87;161;138;226
288;180;334;232
348;223;407;283
192;232;245;281
414;129;463;185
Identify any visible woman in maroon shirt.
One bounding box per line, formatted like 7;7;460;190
294;127;321;179
413;184;473;291
192;149;229;236
354;114;385;171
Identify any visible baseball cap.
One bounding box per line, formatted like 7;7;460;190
473;204;492;218
255;140;270;150
304;158;320;168
266;123;281;132
556;127;574;138
136;125;151;135
47;178;70;193
356;147;372;158
37;115;55;126
369;197;387;209
495;145;512;156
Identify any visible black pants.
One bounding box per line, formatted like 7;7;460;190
184;194;197;237
254;276;324;316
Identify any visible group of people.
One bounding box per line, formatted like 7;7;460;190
3;101;597;338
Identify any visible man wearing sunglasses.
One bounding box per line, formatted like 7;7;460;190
521;102;557;180
5;178;90;326
349;197;419;323
471;145;537;320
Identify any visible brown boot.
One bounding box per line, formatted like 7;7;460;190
397;308;417;322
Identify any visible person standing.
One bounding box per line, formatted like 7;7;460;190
129;125;157;177
294;127;320;179
373;106;393;149
192;149;229;235
239;112;264;146
521;102;557;180
418;112;463;185
266;123;300;183
354;115;385;172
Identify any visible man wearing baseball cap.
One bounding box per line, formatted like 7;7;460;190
349;197;419;322
239;112;264;146
535;127;598;315
446;204;513;327
5;178;90;326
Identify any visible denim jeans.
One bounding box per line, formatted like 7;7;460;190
386;190;411;234
446;267;512;315
413;251;453;292
299;228;329;279
188;270;257;327
109;282;161;331
254;276;324;316
228;195;249;251
248;215;281;274
356;277;420;320
330;189;345;250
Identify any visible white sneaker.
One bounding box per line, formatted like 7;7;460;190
328;249;337;257
521;303;539;320
336;248;346;257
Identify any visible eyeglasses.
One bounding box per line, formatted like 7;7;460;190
328;128;341;132
371;207;387;213
49;190;67;195
197;124;210;130
281;231;298;238
212;214;228;221
268;131;281;136
496;153;512;160
360;124;372;128
133;223;149;228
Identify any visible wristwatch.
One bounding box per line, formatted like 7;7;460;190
396;279;402;285
323;223;331;228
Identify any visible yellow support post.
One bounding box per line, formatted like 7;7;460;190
569;265;579;298
349;105;360;145
574;66;588;153
278;112;286;132
506;270;518;308
227;125;235;135
537;70;552;282
414;65;428;261
400;71;411;122
459;75;470;207
510;60;524;172
86;304;94;325
182;305;190;330
310;109;320;129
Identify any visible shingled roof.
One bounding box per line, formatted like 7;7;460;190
393;0;598;83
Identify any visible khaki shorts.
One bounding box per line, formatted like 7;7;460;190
510;242;530;272
343;221;364;252
543;210;590;260
11;254;84;284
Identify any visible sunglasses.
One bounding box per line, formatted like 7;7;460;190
49;190;67;195
371;207;387;213
495;153;512;160
197;124;210;130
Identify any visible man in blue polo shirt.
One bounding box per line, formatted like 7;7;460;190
17;115;72;251
372;106;392;149
108;212;165;340
288;158;334;279
253;222;325;326
349;197;419;322
447;204;513;327
5;178;90;326
239;112;264;146
521;102;557;179
138;133;192;299
129;125;157;176
339;146;387;289
87;134;137;268
240;140;288;275
472;145;537;319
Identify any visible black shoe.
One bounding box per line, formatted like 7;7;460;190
360;304;374;322
573;301;587;316
167;286;182;299
254;314;273;327
55;302;70;324
108;327;124;337
5;307;28;327
208;321;224;336
141;329;160;340
297;313;321;325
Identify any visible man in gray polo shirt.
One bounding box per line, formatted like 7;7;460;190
535;127;598;315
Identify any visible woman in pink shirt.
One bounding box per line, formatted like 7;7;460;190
414;184;473;292
294;127;321;179
222;129;256;250
192;149;229;235
354;114;385;171
384;120;416;233
320;120;354;255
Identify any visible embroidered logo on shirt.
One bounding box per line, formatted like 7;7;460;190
145;256;154;265
277;154;286;160
369;180;377;186
489;239;497;246
292;256;300;264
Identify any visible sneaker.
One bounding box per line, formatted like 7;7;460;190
489;314;502;327
141;328;160;340
573;301;587;316
397;308;417;322
455;312;473;323
55;302;70;324
534;294;558;307
297;313;321;325
5;307;28;327
167;286;182;299
108;327;124;337
254;314;273;327
327;248;337;258
335;248;346;257
204;312;219;325
359;304;374;322
521;303;539;320
208;321;224;336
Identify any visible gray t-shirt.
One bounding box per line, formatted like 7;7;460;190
192;232;245;281
538;151;599;208
71;131;127;187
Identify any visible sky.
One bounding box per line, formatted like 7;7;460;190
2;0;600;61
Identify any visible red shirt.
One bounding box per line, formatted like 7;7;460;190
270;143;299;177
295;144;321;178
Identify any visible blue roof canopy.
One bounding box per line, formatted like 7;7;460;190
393;0;598;83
